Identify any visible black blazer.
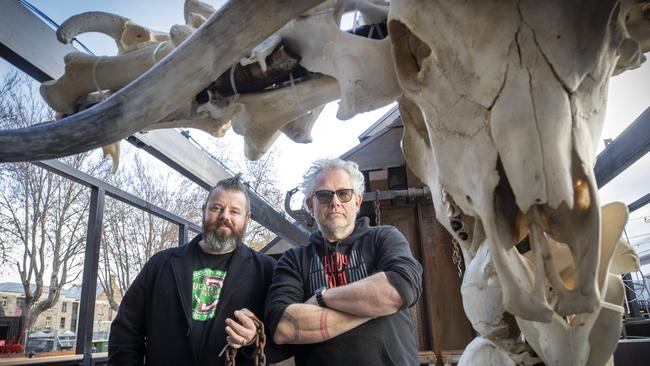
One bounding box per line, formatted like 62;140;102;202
108;234;287;365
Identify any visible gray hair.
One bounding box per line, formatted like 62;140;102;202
300;158;365;198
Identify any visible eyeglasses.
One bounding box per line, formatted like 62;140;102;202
312;189;355;204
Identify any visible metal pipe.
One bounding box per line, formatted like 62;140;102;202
362;186;431;202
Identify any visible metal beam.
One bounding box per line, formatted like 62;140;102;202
35;159;201;233
75;187;105;364
131;131;309;245
641;252;650;267
629;192;650;213
614;339;650;366
595;107;650;188
129;131;231;188
179;224;190;246
623;273;642;318
361;187;431;202
0;0;76;81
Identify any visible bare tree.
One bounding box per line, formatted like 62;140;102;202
204;138;286;250
0;72;111;342
242;148;285;250
96;134;285;309
98;153;203;311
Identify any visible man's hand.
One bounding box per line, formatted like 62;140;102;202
225;308;257;349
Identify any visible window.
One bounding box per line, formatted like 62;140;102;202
60;317;66;329
70;302;79;332
15;298;25;316
45;317;51;328
61;301;67;312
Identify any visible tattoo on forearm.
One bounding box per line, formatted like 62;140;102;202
282;311;300;342
320;309;330;340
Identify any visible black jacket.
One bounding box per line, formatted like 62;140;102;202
265;217;423;366
109;234;285;365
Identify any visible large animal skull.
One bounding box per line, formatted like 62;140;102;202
0;1;647;364
392;0;647;364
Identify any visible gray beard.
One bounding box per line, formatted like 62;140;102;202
317;209;358;240
202;230;239;253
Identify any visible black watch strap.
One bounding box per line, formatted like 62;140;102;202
316;286;327;308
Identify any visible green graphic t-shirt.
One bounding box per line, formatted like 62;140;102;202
190;243;234;359
192;267;227;321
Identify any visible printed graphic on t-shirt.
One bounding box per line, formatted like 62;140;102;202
192;268;227;321
308;249;368;293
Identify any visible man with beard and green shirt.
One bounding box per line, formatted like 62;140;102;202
109;174;287;365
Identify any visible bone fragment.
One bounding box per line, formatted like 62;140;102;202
57;11;169;54
0;0;324;161
279;9;399;119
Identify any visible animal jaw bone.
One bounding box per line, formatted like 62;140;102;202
47;11;176;115
459;337;540;366
41;9;205;116
280;104;325;144
230;75;338;160
391;0;646;364
40;43;175;115
458;201;638;366
56;11;170;54
42;0;395;161
390;0;629;317
278;8;399;120
516;202;635;366
0;0;325;162
40;1;330;168
144;76;336;160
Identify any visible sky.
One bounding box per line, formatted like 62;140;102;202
0;0;649;282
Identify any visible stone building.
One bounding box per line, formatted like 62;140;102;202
0;282;119;339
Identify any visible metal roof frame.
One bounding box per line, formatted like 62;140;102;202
0;1;310;362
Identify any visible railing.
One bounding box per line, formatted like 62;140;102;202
0;353;106;366
33;160;201;365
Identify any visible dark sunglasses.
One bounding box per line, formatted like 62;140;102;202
312;189;355;204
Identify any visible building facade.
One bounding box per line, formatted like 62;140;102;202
0;282;117;338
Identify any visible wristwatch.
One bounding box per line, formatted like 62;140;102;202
315;286;328;308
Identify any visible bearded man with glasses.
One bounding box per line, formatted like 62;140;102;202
266;158;423;365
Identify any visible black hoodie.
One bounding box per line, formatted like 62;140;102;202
265;217;423;365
